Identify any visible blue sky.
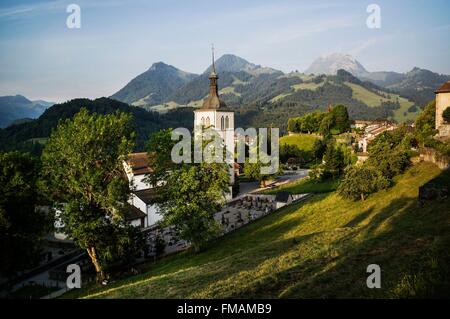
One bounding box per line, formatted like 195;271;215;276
0;0;449;102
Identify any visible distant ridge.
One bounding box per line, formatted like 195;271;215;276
110;62;198;106
0;95;53;128
305;53;369;77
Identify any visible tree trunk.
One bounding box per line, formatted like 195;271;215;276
361;193;365;201
261;180;267;188
86;246;105;282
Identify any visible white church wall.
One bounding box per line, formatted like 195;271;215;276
130;174;149;191
123;161;150;191
146;204;163;227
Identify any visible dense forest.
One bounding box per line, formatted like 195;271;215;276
0;98;193;155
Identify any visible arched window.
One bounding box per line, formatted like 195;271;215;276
201;117;205;126
206;117;210;127
220;116;224;130
225;116;230;129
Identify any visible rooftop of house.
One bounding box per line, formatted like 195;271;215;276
127;152;153;175
133;188;159;205
435;81;450;94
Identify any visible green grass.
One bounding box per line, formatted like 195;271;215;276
344;82;418;123
292;82;324;91
262;178;340;195
63;162;450;299
391;97;418;123
279;134;320;152
270;80;324;102
219;86;241;97
270;92;293;103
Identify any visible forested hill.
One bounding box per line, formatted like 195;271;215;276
0;97;193;155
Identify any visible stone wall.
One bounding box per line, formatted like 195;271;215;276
419;147;450;170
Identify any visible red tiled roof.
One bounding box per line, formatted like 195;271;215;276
127;152;153;175
436;81;450;94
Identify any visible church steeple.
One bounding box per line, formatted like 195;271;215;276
202;44;227;110
211;44;217;77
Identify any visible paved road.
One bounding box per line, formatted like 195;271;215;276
238;169;308;197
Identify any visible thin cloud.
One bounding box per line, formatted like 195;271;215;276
0;0;131;19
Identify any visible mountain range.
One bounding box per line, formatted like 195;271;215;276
0;95;54;128
109;53;449;122
2;53;449;154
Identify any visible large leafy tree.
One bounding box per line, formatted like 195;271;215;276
415;100;437;145
322;140;346;176
40;108;137;280
367;129;411;179
158;162;229;252
338;165;390;201
145;128;177;188
331;104;351;134
146;129;231;252
0;152;51;276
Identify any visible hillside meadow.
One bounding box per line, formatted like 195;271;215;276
63;162;450;299
279;133;320;152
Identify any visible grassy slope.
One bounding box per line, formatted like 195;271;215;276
263;178;340;195
270;79;324;102
219;86;242;96
344;82;418;122
279;134;319;152
66;162;450;299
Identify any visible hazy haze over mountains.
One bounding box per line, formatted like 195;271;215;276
0;95;54;128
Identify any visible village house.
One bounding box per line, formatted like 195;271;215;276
122;152;162;228
356;121;397;157
435;81;450;138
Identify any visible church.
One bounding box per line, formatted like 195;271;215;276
193;48;236;188
123;49;236;227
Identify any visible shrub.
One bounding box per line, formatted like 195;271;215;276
443;106;450;123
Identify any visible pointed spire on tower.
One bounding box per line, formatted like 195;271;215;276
201;44;226;110
211;43;217;77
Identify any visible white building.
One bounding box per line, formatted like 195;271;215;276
123;152;163;228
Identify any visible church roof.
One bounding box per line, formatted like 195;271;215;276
201;93;228;110
436;81;450;94
198;46;229;111
127;152;153;175
133;188;159;205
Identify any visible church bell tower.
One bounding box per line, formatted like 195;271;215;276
193;46;235;189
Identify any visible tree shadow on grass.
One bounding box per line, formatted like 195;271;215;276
344;207;373;228
265;193;450;298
